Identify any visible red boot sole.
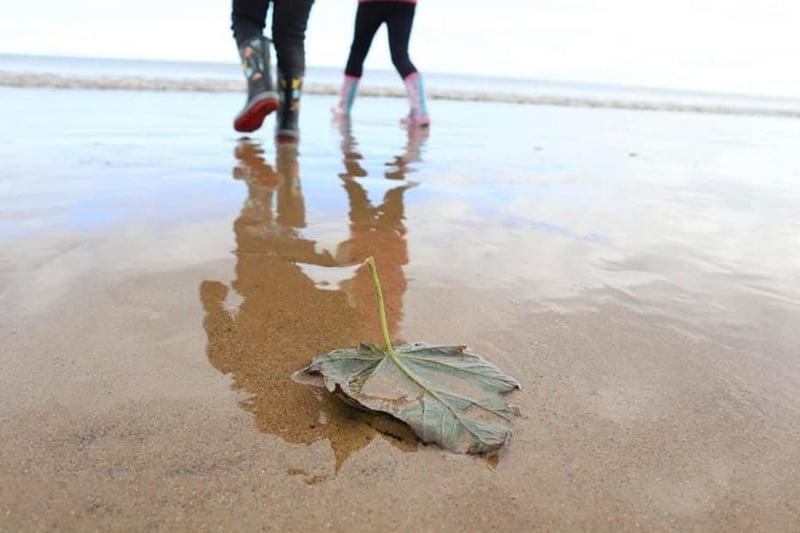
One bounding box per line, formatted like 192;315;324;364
234;97;280;133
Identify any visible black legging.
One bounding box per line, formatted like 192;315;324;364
344;2;417;79
231;0;314;76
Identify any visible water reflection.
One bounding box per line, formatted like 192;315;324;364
335;119;423;340
336;117;428;182
200;134;420;482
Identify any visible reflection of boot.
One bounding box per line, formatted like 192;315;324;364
276;145;305;228
234;143;277;229
400;125;428;164
335;116;367;178
342;159;368;178
233;140;278;188
385;126;429;180
334;113;353;149
331;75;359;117
234;36;279;133
276;72;303;143
401;72;430;127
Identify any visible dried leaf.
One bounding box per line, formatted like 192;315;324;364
299;340;520;454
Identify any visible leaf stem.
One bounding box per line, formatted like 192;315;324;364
365;257;394;355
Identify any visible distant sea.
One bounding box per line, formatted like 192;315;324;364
2;53;799;118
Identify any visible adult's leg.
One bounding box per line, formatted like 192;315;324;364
231;0;269;47
272;0;315;77
344;3;385;78
385;3;417;78
231;0;278;132
272;0;315;140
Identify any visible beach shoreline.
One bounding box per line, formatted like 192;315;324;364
3;71;800;119
4;53;800;118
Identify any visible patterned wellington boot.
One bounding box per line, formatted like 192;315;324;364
276;72;303;143
331;75;360;117
233;36;279;133
401;72;431;127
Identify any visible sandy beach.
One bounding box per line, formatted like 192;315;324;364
1;85;800;531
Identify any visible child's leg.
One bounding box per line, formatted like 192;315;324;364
335;3;385;116
385;3;417;78
386;4;429;126
344;3;385;78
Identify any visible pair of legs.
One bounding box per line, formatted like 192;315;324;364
345;2;417;79
334;2;430;126
231;0;314;137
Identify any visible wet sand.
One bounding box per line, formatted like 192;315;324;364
1;87;800;531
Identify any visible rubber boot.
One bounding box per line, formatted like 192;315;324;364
233;36;279;133
401;72;430;127
331;75;360;117
276;72;303;143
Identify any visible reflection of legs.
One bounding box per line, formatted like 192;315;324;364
231;0;279;133
275;145;305;228
377;186;409;234
200;280;237;375
335;118;368;178
385;127;428;180
342;179;373;229
234;140;278;188
342;159;368;179
334;4;384;116
273;0;315;141
402;125;428;163
338;179;410;340
234;140;277;228
341;179;414;240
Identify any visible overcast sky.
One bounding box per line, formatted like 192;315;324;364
1;0;799;97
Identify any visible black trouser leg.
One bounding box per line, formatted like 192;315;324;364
272;0;315;77
272;0;314;139
386;3;417;78
231;0;314;74
344;3;384;78
231;0;269;47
